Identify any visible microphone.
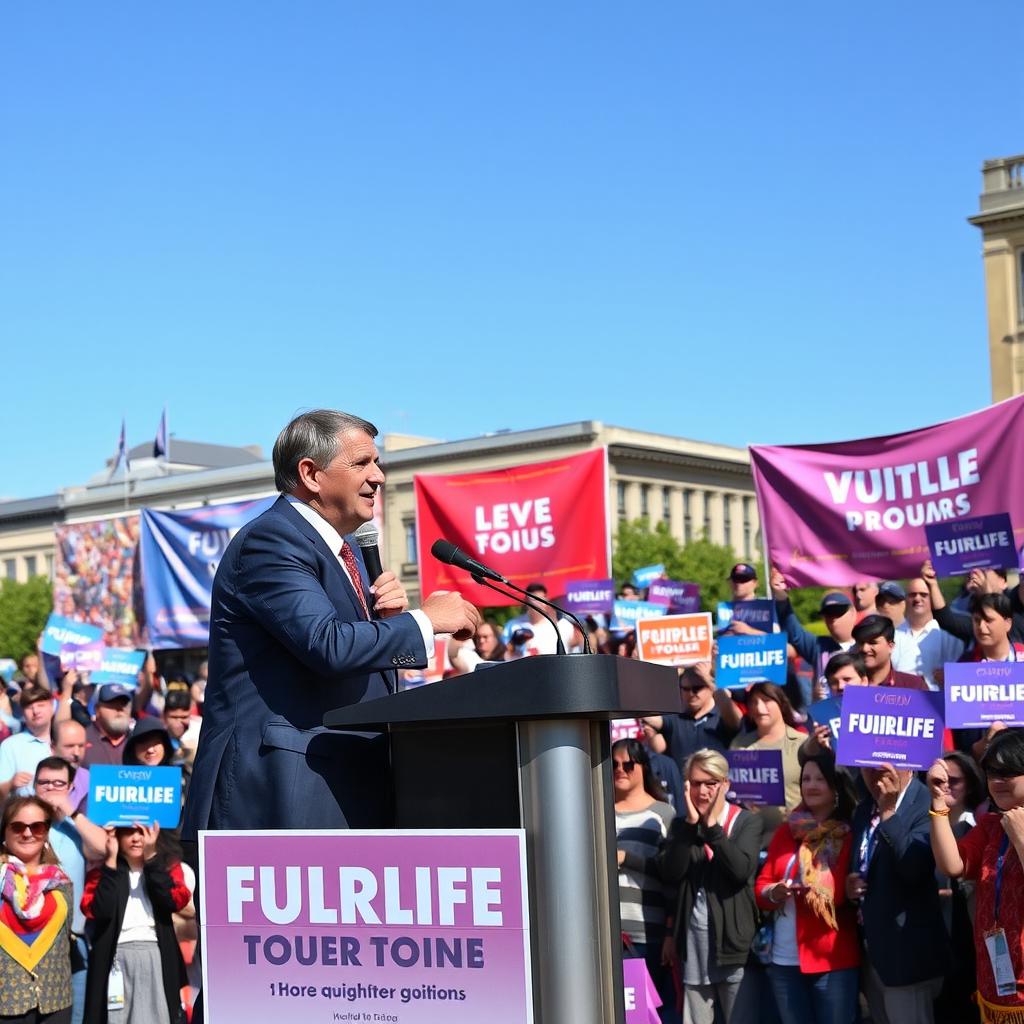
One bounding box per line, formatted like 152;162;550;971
353;522;384;583
429;539;591;654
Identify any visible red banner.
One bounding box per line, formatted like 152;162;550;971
414;448;610;607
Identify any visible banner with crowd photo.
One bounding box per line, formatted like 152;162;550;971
750;395;1024;587
139;497;275;648
53;516;143;648
414;449;610;608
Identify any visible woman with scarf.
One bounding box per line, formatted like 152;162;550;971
755;751;860;1024
0;795;73;1023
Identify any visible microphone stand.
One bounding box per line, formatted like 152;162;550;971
487;577;593;656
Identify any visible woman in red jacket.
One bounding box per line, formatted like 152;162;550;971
755;750;860;1024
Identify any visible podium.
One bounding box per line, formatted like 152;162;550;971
324;654;680;1024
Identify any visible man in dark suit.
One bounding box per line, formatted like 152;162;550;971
182;409;479;835
846;763;950;1024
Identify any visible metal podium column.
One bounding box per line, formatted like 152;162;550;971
517;719;624;1024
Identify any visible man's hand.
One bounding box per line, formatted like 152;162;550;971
811;723;832;752
872;764;903;820
1002;806;1024;851
421;591;481;641
11;771;33;790
926;758;950;811
725;619;757;636
60;668;79;697
921;560;937;584
846;872;867;901
41;792;74;820
769;566;788;599
369;571;409;618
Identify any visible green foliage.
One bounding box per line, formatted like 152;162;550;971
612;518;739;613
0;576;52;661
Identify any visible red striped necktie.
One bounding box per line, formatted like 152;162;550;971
339;543;370;619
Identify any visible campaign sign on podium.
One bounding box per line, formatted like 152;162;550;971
89;765;182;828
199;830;534;1024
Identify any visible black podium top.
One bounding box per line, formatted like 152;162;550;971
324;654;680;730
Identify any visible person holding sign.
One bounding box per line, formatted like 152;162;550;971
82;823;191;1024
659;749;762;1024
850;615;928;690
754;752;860;1024
927;729;1024;1022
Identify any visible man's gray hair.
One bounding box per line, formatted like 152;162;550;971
273;409;378;494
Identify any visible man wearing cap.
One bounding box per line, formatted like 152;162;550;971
81;683;134;767
893;578;963;690
875;582;907;628
851;614;928;690
0;684;56;799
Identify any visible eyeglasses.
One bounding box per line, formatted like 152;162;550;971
7;820;49;838
35;778;69;790
689;779;721;790
680;684;707;694
613;760;638;773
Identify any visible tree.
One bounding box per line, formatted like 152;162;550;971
0;576;52;661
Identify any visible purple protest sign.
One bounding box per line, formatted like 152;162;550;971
623;957;662;1023
751;395;1024;586
563;578;615;615
59;640;104;673
925;513;1017;577
944;662;1024;729
726;749;786;805
647;578;701;613
836;685;945;771
200;830;533;1024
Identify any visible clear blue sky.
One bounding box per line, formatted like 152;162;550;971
2;2;1020;499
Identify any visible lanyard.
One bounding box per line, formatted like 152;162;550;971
859;813;881;876
994;832;1010;925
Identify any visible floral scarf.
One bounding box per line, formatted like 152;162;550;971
0;856;70;923
788;808;849;930
0;856;71;973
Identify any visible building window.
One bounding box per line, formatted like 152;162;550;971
723;496;732;545
404;521;417;564
662;486;672;523
617;481;627;518
24;555;37;578
3;559;15;581
703;492;713;539
45;554;54;580
743;497;753;558
683;490;692;544
640;484;650;518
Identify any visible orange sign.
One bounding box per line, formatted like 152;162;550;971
636;613;713;666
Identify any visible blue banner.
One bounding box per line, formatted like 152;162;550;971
139;497;274;648
91;648;147;686
612;599;668;631
631;564;665;588
89;764;183;828
807;696;843;744
41;615;104;656
716;633;788;689
716;599;775;632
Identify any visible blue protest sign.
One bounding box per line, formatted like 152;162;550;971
808;697;843;744
944;662;1024;729
926;513;1017;577
0;659;15;684
836;686;945;771
716;633;788;689
563;579;616;615
89;765;182;828
612;600;668;631
632;564;665;588
717;600;775;632
139;497;274;648
91;648;147;687
726;749;786;805
41;615;104;656
647;578;701;613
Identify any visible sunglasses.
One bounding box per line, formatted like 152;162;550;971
680;683;708;694
7;820;49;838
613;760;638;773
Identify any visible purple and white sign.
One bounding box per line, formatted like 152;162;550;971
647;578;701;613
716;633;788;689
944;662;1024;729
926;513;1017;577
41;614;103;656
726;749;785;805
199;830;533;1024
59;640;104;673
716;600;775;632
623;957;662;1024
563;578;615;615
836;685;945;771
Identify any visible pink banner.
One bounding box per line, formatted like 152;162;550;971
750;396;1024;587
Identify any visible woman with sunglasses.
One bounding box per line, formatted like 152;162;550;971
0;795;74;1023
658;748;761;1024
613;739;677;1022
928;729;1024;1023
81;823;191;1024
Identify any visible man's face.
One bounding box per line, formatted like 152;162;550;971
905;581;931;618
307;429;385;536
619;585;638;600
23;697;53;736
679;673;712;715
822;605;856;641
827;665;867;694
973;608;1012;651
35;766;71;809
876;598;905;626
853;582;878;612
95;698;132;738
20;654;39;679
474;624;499;659
162;708;190;741
52;722;87;766
730;574;757;600
525;589;547;624
858;634;893;672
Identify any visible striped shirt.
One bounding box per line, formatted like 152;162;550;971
616;800;675;946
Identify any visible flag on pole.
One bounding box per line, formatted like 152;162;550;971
154;408;168;459
109;418;130;479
